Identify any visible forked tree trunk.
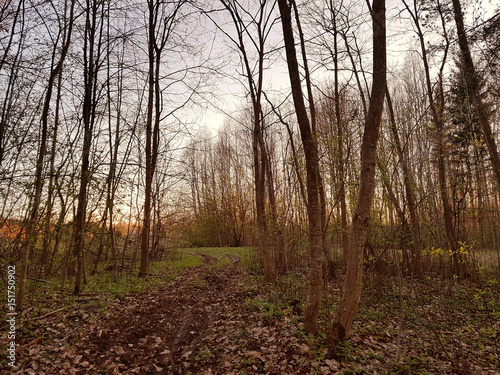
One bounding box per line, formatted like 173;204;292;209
217;0;276;280
140;0;184;276
330;0;386;344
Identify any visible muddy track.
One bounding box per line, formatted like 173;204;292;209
87;259;243;374
13;252;340;374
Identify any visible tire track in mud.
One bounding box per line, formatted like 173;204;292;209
86;254;243;374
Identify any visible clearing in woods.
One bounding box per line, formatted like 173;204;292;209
5;249;500;374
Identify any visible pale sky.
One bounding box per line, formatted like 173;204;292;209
187;0;498;135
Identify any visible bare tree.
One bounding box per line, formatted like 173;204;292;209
309;0;353;260
17;0;76;308
401;0;463;273
140;0;188;277
205;0;278;280
0;0;24;166
73;0;107;295
277;0;324;333
385;87;423;276
330;0;386;344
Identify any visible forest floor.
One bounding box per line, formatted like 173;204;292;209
3;249;500;374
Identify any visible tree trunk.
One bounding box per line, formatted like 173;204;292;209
217;0;276;280
74;0;103;294
331;0;386;344
278;0;324;333
451;0;500;191
140;0;184;276
139;0;157;277
40;63;64;278
104;5;120;279
328;1;350;261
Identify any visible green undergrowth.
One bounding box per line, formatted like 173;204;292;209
239;262;500;374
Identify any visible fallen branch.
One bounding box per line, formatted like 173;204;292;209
28;277;47;283
22;307;70;322
0;307;70;330
37;297;100;303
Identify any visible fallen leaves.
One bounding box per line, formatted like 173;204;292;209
3;259;500;375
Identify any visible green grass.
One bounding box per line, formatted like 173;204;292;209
177;246;256;267
248;297;286;318
24;250;204;302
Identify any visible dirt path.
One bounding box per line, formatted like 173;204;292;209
7;254;338;374
76;257;329;375
85;258;245;374
9;256;247;374
12;254;330;374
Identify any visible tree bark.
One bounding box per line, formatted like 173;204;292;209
139;0;156;277
331;0;386;344
278;0;324;333
330;3;349;260
140;0;184;276
216;0;276;280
